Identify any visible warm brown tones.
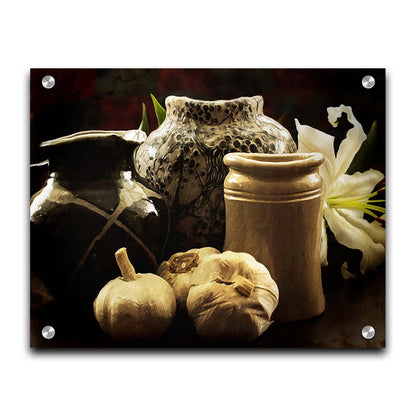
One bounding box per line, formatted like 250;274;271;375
223;152;325;322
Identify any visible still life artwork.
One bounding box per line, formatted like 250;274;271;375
30;69;386;348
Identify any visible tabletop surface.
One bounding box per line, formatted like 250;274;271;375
30;261;385;350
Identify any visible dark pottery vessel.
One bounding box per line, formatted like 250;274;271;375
30;130;169;329
134;95;296;255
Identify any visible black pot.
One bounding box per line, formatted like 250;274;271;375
30;130;169;327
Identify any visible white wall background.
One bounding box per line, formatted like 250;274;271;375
1;1;413;415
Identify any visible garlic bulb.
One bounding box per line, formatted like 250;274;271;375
186;251;279;342
93;247;176;341
157;247;220;309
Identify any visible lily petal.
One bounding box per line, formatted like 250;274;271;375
337;209;386;246
328;169;384;199
327;105;367;181
320;216;328;266
324;206;385;274
295;118;336;191
341;262;358;280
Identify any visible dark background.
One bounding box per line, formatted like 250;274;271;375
30;68;386;348
30;68;385;168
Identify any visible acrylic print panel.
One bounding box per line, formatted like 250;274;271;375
30;68;386;348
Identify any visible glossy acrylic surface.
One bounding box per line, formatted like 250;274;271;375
30;69;385;348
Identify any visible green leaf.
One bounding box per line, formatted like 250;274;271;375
277;111;289;125
139;103;149;135
347;120;378;174
151;94;166;126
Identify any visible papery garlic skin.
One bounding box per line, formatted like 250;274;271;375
157;247;220;309
94;274;176;341
94;247;176;341
186;251;279;342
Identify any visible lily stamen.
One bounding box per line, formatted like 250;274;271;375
327;194;386;218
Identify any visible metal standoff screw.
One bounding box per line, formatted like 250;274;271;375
41;325;55;339
361;325;375;340
42;75;55;89
362;75;375;89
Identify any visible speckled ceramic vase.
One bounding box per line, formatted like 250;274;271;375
134;95;296;256
223;152;325;322
30;130;169;326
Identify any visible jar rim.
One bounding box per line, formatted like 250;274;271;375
164;95;265;125
39;129;143;180
165;95;264;107
40;129;145;148
223;152;324;176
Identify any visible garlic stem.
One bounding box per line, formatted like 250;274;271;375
231;272;254;297
115;247;136;281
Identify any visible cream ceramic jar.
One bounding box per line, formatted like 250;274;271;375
223;152;325;322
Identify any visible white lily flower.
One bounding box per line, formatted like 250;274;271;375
295;105;385;278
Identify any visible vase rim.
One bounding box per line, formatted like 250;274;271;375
165;95;264;106
164;95;265;125
223;152;324;175
40;129;145;148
